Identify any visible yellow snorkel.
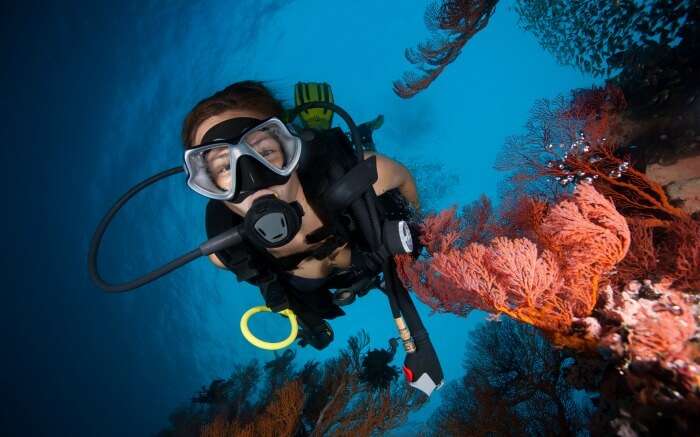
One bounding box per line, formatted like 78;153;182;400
240;306;299;350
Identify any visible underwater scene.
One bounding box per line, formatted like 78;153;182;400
3;0;699;435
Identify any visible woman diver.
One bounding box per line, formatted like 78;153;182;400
89;80;444;395
182;80;420;350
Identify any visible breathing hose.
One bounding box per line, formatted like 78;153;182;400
88;166;244;292
87;166;298;349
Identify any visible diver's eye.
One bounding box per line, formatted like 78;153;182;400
218;164;230;175
247;129;273;146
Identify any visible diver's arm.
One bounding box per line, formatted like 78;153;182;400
364;152;420;210
208;253;226;269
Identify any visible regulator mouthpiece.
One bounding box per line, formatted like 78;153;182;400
243;195;304;249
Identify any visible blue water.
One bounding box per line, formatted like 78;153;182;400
2;1;596;435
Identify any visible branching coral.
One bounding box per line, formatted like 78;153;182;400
308;332;426;437
158;332;426;437
414;23;698;428
535;91;700;291
430;318;590;435
495;84;700;292
393;0;499;98
616;215;700;292
201;380;305;437
397;184;630;346
494;85;629;204
554;142;688;222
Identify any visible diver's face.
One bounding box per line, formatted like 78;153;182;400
193;110;301;216
199;120;286;194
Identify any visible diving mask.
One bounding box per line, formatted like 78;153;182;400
184;117;302;203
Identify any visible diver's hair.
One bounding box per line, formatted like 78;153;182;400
182;80;285;148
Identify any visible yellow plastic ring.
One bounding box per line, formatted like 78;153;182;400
240;306;298;350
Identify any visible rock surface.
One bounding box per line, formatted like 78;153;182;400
646;154;700;215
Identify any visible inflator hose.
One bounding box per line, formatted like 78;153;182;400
88;166;244;293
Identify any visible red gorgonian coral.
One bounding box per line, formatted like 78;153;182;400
495;85;700;292
393;0;499;98
396;184;630;347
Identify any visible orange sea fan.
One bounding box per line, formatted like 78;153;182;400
420;207;460;254
398;184;631;343
670;218;700;291
486;238;560;310
541;183;631;306
615;215;700;292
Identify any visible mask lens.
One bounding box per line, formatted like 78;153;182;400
241;124;287;169
202;146;232;191
185;143;234;198
184;118;301;201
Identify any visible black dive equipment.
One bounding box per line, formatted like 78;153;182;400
289;101;444;396
243;195;303;249
88;180;303;293
88;100;444;396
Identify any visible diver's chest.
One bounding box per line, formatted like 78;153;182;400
295;243;352;276
266;207;352;274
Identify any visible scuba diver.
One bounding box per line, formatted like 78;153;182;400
183;80;418;349
89;80;444;396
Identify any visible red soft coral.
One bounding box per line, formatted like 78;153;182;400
397;184;630;347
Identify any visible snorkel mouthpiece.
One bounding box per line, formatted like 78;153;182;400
243;195;304;249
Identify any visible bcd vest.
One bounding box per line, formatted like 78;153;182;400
204;127;414;320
